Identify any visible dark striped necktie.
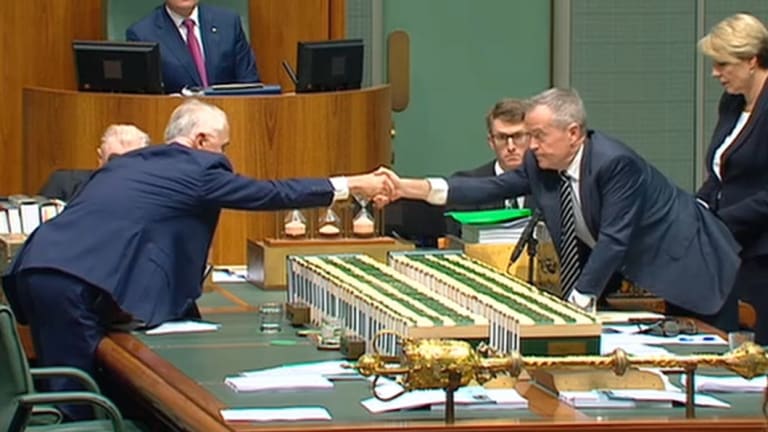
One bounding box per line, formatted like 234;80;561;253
559;172;581;299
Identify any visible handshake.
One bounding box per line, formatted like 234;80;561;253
346;167;428;207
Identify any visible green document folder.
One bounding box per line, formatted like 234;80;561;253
444;208;532;225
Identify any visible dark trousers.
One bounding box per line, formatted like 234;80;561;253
734;255;768;344
667;281;739;334
14;269;107;421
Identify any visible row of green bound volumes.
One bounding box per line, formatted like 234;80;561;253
0;195;65;235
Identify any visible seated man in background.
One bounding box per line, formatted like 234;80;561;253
446;98;533;236
39;124;150;201
126;0;260;93
3;98;389;421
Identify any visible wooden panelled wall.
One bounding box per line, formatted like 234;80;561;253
249;0;347;91
0;0;346;196
0;0;104;195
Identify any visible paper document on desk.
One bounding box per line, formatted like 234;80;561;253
144;320;220;335
597;311;665;323
225;374;334;392
682;374;767;393
241;360;361;380
607;390;730;408
212;266;247;282
221;406;331;421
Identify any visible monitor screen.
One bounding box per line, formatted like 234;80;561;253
73;40;163;94
296;39;363;93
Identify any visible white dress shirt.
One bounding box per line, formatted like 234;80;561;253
165;5;206;58
494;161;526;209
712;111;750;180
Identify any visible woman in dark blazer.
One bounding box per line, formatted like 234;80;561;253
697;13;768;343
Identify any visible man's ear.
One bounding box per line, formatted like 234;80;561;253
192;132;207;149
567;122;581;142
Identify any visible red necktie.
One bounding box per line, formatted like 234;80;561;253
182;18;209;87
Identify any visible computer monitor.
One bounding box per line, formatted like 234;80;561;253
73;40;163;94
294;39;363;93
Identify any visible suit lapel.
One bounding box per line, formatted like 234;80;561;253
579;136;598;238
157;7;202;86
197;6;219;83
719;79;768;168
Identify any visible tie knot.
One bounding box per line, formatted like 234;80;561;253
183;18;196;30
560;171;570;182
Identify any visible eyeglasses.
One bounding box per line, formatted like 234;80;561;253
490;132;530;147
639;319;698;337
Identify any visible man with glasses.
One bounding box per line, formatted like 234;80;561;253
377;88;741;333
446;99;533;236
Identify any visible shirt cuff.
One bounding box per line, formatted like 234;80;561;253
329;177;348;202
567;289;594;310
426;177;448;205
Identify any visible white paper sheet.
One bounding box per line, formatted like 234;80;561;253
682;374;767;393
220;406;331;421
144;320;220;335
225;374;334;392
241;360;361;380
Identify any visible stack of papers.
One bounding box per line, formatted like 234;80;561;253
145;320;220;335
225;375;333;392
226;360;362;392
221;406;331;422
461;217;532;244
361;383;527;413
559;390;729;409
682;374;767;393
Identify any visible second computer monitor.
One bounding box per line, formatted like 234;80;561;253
296;39;363;93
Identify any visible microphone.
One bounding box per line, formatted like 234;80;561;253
281;60;299;86
509;210;541;264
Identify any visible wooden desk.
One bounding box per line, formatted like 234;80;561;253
96;285;768;432
22;86;391;265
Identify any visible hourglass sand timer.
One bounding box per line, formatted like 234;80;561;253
317;206;342;238
351;194;376;238
283;209;308;239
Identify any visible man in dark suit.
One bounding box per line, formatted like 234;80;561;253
446;98;533;236
39;124;151;201
380;88;741;329
3;99;388;420
126;0;259;93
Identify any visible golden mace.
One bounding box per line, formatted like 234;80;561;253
350;330;768;422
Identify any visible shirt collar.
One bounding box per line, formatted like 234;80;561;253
165;5;200;29
493;160;505;176
563;141;585;181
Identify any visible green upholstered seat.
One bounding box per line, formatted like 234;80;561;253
0;304;138;432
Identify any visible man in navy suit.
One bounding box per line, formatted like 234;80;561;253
2;99;388;420
127;0;259;93
379;88;741;329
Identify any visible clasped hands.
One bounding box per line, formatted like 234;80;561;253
346;167;410;207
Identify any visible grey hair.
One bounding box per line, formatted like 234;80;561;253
100;124;150;149
527;88;587;130
163;99;228;142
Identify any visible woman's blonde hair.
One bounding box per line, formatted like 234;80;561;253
698;13;768;67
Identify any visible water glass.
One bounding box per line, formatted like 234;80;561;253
728;330;755;350
259;302;283;333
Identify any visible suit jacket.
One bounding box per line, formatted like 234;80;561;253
697;79;768;258
38;169;94;202
4;144;333;326
447;130;740;315
126;4;259;93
